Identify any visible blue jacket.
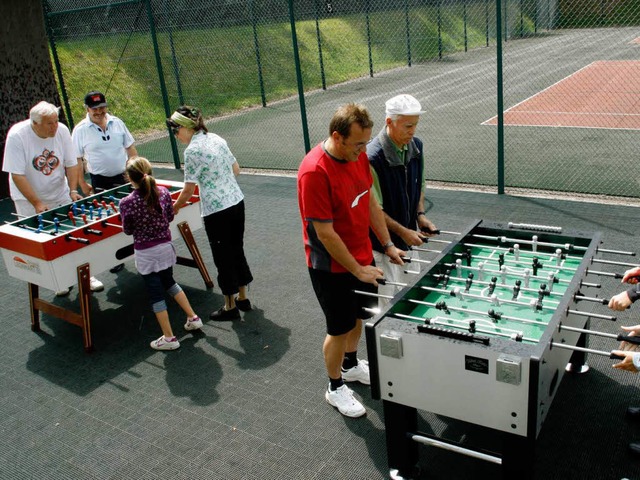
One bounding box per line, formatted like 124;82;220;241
368;127;424;252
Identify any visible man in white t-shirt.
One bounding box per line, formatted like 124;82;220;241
2;101;104;294
72;91;137;195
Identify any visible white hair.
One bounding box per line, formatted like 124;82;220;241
30;101;60;124
386;114;400;121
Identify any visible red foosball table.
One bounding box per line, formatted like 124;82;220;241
0;180;212;352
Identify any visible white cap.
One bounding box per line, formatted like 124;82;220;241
385;94;425;116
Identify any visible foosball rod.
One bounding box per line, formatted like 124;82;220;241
400;257;431;264
460;242;580;262
453;251;578;273
355;290;548;326
419;284;559;311
596;247;635;256
591;258;639;268
557;322;640;345
430;273;565;297
507;222;562;233
403;297;548;326
549;341;624;360
471;233;588;252
410;246;442;254
443;261;572;285
391;312;538;343
586;268;633;280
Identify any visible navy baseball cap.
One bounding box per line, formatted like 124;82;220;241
84;91;108;108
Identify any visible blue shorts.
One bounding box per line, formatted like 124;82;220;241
308;267;378;336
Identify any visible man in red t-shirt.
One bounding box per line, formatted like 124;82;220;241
297;103;404;418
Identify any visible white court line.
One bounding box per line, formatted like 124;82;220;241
481;61;598;125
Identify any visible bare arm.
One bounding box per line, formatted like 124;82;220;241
126;145;138;159
232;161;240;176
173;182;197;214
369;194;405;264
12;174;48;213
65;164;82;201
77;157;92;195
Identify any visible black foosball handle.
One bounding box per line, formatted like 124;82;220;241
421;227;441;235
417;324;490;345
610;352;625;360
618;334;640;345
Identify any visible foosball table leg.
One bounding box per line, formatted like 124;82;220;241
566;326;590;374
28;283;41;332
501;432;536;480
176;221;214;289
77;263;93;353
384;400;420;479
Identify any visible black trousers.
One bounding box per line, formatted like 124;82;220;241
90;173;126;192
203;200;253;296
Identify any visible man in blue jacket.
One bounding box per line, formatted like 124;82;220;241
367;94;437;304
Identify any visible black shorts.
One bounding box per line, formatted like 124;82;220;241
308;267;378;336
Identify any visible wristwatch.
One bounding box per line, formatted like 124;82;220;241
383;241;394;250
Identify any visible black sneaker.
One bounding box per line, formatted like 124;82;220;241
209;306;240;321
235;297;252;311
110;263;125;273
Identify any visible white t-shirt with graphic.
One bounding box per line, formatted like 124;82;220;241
3;119;77;204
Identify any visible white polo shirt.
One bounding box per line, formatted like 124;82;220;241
2;120;77;203
72;113;135;176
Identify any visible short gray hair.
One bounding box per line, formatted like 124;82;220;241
30;101;60;124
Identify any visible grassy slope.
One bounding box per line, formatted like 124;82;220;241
52;3;531;136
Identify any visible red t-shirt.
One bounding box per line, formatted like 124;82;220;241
297;142;373;273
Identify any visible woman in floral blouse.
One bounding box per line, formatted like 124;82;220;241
169;106;253;321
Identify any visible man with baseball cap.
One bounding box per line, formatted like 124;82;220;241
367;94;438;305
72;91;137;195
72;91;137;273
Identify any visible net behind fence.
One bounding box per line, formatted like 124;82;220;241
44;0;640;198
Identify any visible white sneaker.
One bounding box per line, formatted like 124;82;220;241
342;359;370;385
184;315;203;331
325;384;366;418
150;335;180;351
55;287;71;297
89;276;104;292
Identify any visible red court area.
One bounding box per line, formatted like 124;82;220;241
483;60;640;130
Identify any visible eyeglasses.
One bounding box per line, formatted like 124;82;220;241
171;126;180;136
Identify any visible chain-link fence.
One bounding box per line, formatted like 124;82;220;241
44;0;640;198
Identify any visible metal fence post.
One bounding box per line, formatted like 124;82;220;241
496;0;505;194
314;0;327;90
288;0;310;153
463;0;468;52
43;0;74;129
437;0;443;59
405;0;412;66
365;0;374;77
145;0;180;168
167;22;184;106
249;0;267;107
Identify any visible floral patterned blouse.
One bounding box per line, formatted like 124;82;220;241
119;186;173;250
183;131;244;217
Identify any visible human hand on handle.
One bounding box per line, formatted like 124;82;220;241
612;350;640;372
622;267;640;284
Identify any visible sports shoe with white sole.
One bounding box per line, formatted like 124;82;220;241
342;359;370;385
184;315;203;331
150;335;180;351
89;276;104;292
325;384;366;418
